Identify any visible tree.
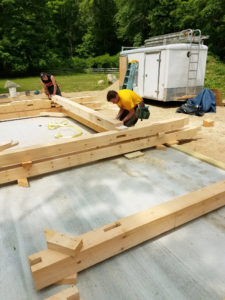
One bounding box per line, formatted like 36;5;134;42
77;0;119;57
46;0;82;58
115;0;154;47
0;0;55;75
148;0;178;36
172;0;225;59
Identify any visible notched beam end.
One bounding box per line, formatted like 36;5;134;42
46;230;83;258
44;286;80;300
54;273;77;285
28;254;42;266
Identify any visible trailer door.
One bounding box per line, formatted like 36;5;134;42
143;52;161;99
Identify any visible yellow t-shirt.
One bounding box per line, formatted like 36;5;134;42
117;89;142;111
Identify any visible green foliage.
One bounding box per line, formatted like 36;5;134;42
46;0;82;57
86;53;120;68
77;0;119;57
115;0;153;46
148;0;178;35
204;54;225;98
72;57;88;71
171;0;225;59
70;53;120;71
0;0;224;77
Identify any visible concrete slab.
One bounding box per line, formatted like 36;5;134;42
0;118;225;300
0;117;94;149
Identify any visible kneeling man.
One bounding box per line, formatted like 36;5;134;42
107;89;143;127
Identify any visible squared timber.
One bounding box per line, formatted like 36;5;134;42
0;122;199;185
0;95;199;185
28;179;225;290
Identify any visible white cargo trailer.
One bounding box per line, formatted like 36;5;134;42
119;29;208;101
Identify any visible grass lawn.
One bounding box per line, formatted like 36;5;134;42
204;54;225;98
0;73;117;94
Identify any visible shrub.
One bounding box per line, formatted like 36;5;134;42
71;57;88;71
85;53;120;68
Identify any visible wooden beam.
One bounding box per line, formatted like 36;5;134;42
0;117;189;168
170;144;225;171
165;140;179;146
0;140;18;151
211;89;223;106
172;95;196;101
17;177;29;187
0;99;51;114
203;119;214;127
63;108;107;133
52;95;122;130
46;231;83;258
119;55;128;88
45;286;80;300
55;273;77;285
124;151;144;159
28;180;225;290
155;145;166;150
0;140;12;151
0;97;13;104
0;126;199;184
0;107;60;121
22;161;32;169
40;112;67;117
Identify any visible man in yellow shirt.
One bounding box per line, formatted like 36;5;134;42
107;89;143;127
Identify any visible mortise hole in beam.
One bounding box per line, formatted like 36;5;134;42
116;134;127;138
104;222;121;232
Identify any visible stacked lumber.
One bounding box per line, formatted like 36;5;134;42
28;180;225;292
0;117;200;185
0;99;59;120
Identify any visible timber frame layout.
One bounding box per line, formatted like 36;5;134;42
1;95;225;299
29;179;225;291
0;95;200;186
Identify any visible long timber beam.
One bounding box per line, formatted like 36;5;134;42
28;179;225;290
0;126;199;184
61;108;109;132
0;99;59;121
0;117;189;168
52;95;122;130
0;108;60;121
0;99;51;113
